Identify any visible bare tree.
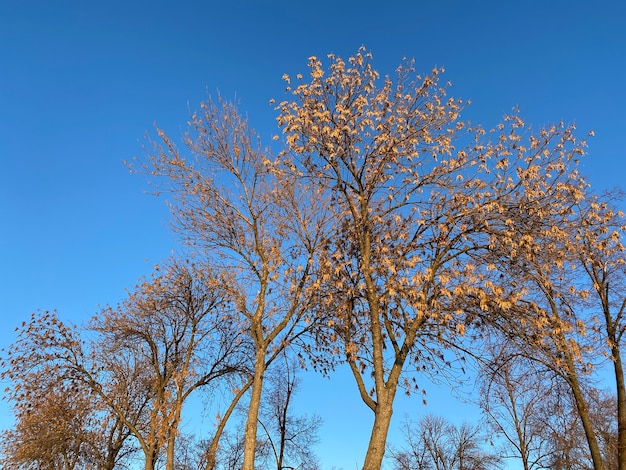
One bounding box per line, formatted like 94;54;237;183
93;259;245;470
256;353;322;470
134;96;329;470
212;352;322;470
479;342;575;470
537;384;617;470
590;388;619;470
479;325;622;470
389;414;501;470
216;430;247;470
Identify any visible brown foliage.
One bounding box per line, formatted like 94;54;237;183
276;47;593;469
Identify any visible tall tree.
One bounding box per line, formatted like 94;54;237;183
276;47;488;470
276;47;589;469
575;194;626;469
135;96;329;470
478;163;614;469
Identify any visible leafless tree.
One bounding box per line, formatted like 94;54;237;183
256;353;322;470
135;95;330;470
389;414;502;470
479;342;574;470
93;259;246;470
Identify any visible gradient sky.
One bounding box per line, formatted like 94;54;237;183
1;1;625;468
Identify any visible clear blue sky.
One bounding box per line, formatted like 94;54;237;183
1;1;625;468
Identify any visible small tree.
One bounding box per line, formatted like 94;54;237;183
256;353;322;470
479;342;572;470
1;260;243;470
389;414;502;470
0;312;137;470
94;259;245;470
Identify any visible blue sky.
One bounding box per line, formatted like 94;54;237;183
1;1;625;468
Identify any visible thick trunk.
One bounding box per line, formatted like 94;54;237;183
143;450;156;470
362;393;394;470
204;447;217;470
242;348;267;470
165;405;183;470
102;442;123;470
103;454;117;470
165;432;176;470
359;209;391;470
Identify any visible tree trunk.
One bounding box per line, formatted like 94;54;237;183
165;404;183;470
612;343;626;470
506;370;530;470
565;355;605;470
166;432;176;470
144;450;156;470
602;283;626;470
276;386;290;470
242;348;267;470
362;393;394;470
103;453;117;470
204;378;253;470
